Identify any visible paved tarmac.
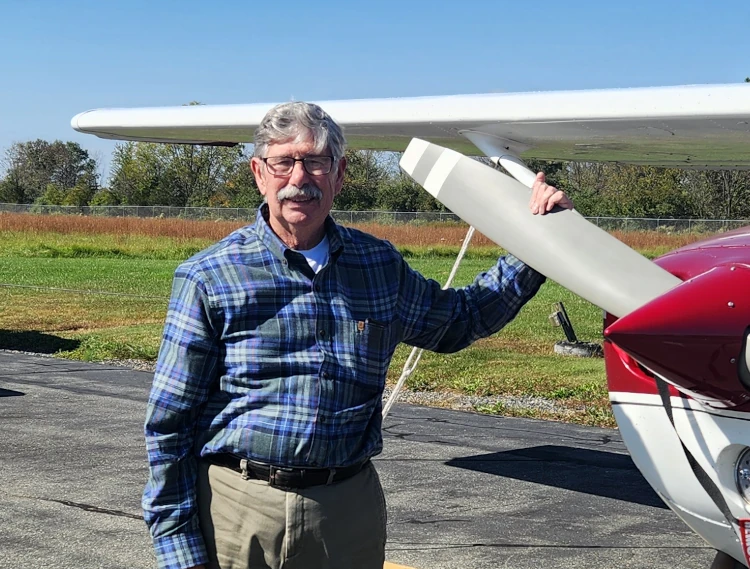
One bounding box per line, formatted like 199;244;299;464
0;352;717;569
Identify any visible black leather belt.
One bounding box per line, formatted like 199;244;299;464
205;454;370;490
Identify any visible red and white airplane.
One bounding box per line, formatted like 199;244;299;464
73;83;750;567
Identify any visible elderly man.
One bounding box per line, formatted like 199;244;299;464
143;102;573;569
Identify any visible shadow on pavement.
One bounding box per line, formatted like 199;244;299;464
0;388;25;397
0;330;80;354
446;445;667;509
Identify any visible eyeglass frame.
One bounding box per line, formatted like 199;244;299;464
261;155;337;177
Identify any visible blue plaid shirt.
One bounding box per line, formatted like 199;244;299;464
143;205;545;569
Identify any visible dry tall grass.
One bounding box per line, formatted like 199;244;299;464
0;212;709;250
0;212;242;241
608;230;703;251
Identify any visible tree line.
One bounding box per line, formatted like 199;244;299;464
1;138;750;219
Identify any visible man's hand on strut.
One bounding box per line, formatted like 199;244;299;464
529;172;574;214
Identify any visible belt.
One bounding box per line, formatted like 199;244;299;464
205;454;370;490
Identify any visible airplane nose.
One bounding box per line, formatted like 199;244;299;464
605;264;750;410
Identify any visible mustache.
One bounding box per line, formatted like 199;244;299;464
277;184;323;202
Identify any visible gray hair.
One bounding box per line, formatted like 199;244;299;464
253;102;347;160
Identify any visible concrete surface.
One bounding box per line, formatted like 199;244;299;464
0;352;716;568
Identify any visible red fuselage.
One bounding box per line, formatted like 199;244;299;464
604;227;750;410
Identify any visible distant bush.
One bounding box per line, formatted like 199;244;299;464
90;189;120;207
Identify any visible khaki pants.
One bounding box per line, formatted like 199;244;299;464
197;460;387;569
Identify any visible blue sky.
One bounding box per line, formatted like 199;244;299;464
2;0;749;180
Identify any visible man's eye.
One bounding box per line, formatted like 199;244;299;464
272;158;294;168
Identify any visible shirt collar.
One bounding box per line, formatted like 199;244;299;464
253;203;345;263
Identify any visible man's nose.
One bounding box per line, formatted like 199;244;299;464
288;160;309;185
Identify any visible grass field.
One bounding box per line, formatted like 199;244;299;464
0;213;710;427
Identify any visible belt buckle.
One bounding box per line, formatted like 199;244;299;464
269;465;296;489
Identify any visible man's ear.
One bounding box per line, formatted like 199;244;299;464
333;155;347;196
250;157;267;197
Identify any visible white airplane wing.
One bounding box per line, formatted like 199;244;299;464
72;83;750;168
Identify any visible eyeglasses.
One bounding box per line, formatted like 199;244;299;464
262;155;335;176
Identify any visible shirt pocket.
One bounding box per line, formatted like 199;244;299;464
352;318;392;390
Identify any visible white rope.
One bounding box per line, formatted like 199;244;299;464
382;225;477;418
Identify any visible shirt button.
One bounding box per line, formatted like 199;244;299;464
318;330;326;339
321;371;329;379
282;259;288;266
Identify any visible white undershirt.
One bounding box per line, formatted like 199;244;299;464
295;235;330;274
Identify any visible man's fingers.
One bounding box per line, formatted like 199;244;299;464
544;191;563;211
545;189;564;211
528;172;573;214
542;189;574;212
529;172;546;213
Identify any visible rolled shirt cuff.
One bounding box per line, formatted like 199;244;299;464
152;527;208;569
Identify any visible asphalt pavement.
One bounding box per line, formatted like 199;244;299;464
0;352;717;569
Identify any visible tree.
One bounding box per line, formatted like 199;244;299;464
62;181;96;207
34;184;66;206
683;170;750;219
1;140;98;203
108;102;256;208
593;164;688;218
334;150;388;211
562;162;607;216
210;159;262;208
108;142;153;205
168;144;249;207
377;171;446;212
89;188;120;206
361;151;445;212
0;168;25;203
109;140;253;207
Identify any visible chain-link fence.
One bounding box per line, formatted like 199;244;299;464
0;203;747;233
585;217;750;233
330;210;463;224
0;203;258;221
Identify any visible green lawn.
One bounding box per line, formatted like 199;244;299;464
0;232;611;426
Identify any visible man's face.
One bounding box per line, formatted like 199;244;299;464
251;138;346;241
